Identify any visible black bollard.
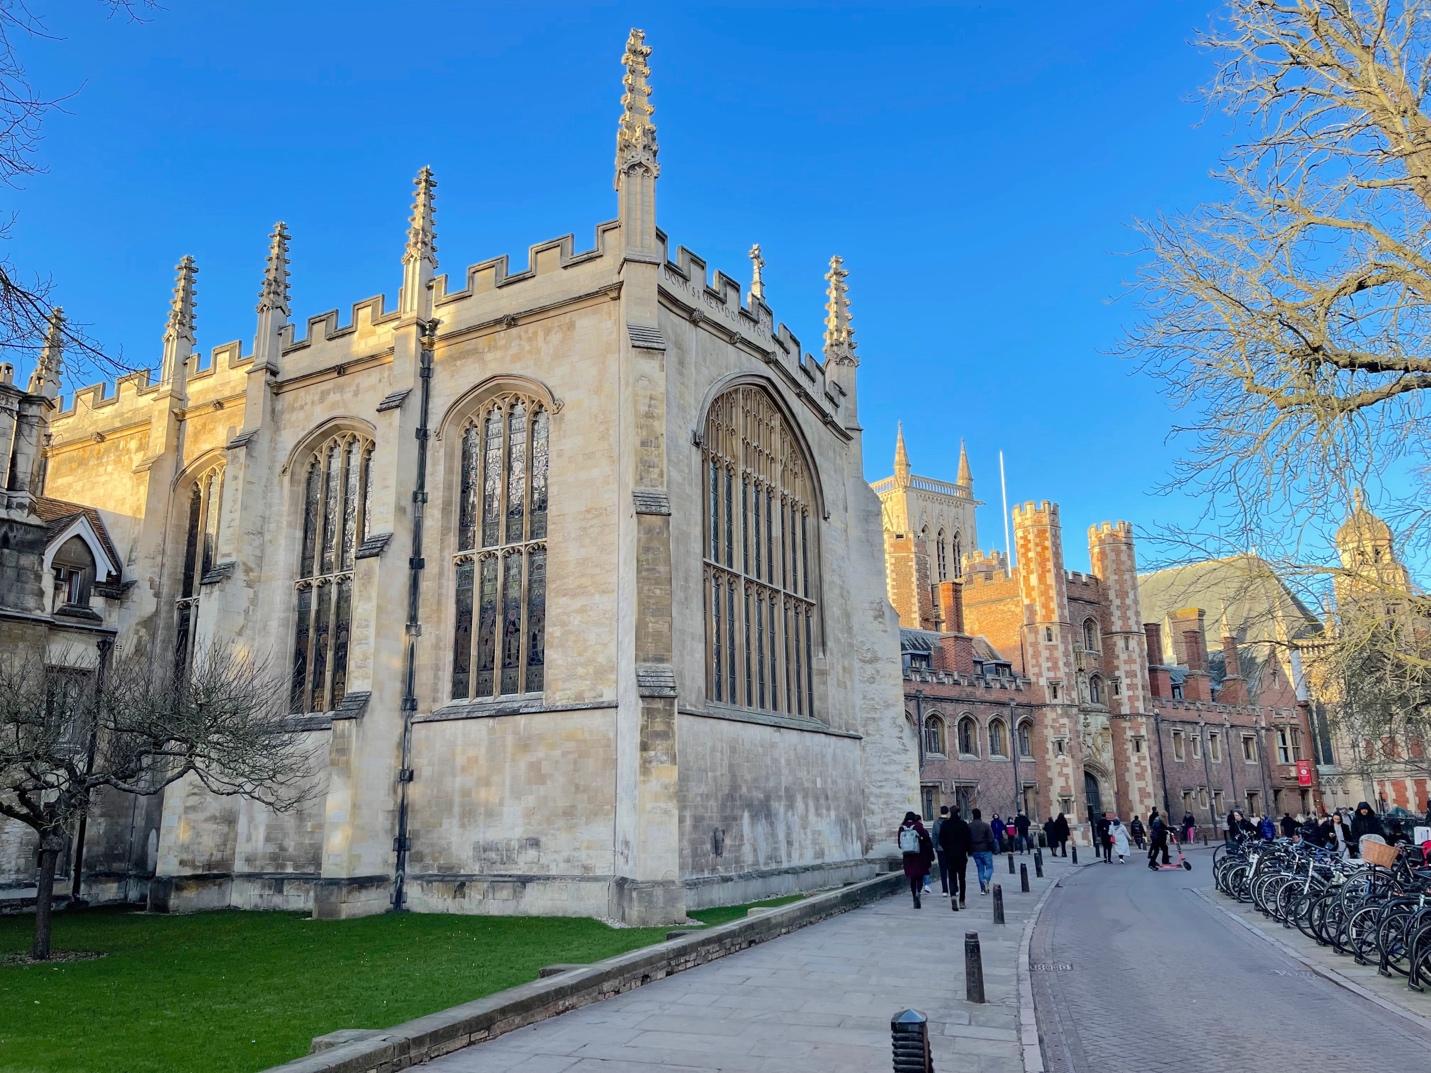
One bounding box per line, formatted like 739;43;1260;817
1071;844;1079;864
1034;852;1044;879
1008;851;1015;874
1020;862;1030;893
992;883;1005;925
965;931;986;1004
1035;846;1044;870
890;1008;933;1073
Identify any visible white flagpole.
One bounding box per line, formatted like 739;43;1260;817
1000;450;1012;577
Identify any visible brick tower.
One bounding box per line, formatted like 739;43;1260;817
1088;521;1157;820
1013;502;1084;831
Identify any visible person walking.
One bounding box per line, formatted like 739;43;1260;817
991;813;1006;855
1350;801;1383;856
932;806;950;895
1096;812;1112;863
1258;813;1276;841
938;806;973;907
1052;812;1070;857
1279;812;1298;838
1015;810;1031;854
1330;810;1353;858
1109;817;1130;863
1129;815;1146;850
1182;812;1198;845
969;808;996;894
898;811;934;909
1042;816;1056;853
1147;808;1170;869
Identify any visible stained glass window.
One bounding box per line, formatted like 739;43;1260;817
290;432;372;713
175;464;224;676
451;393;550;700
701;385;820;717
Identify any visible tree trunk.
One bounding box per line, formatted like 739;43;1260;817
31;841;61;961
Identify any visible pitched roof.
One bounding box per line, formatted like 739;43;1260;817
1137;555;1321;647
29;495;122;577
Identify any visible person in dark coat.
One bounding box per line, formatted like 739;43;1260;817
1129;815;1146;850
1014;811;1032;854
1259;814;1277;841
1279;812;1298;838
931;806;950;895
1182;813;1198;845
1043;817;1056;852
1225;810;1243;844
938;808;973;906
1147;808;1170;868
991;813;1007;854
898;811;935;908
1096;813;1113;863
1051;812;1071;857
1350;802;1383;855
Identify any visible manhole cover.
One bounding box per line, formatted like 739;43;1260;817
1030;962;1073;973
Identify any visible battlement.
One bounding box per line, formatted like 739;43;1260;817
1089;520;1133;542
659;243;835;415
433;220;621;308
56;339;253;428
1012;499;1060;525
962;548;1009;584
1065;570;1101;594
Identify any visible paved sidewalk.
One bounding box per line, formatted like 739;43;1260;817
429;851;1076;1072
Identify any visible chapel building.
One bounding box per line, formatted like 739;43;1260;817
0;30;917;923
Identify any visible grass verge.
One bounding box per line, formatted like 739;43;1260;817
0;908;666;1073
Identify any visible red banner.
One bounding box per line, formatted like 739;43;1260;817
1296;759;1313;786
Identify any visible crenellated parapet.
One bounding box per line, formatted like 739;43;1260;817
658;243;842;421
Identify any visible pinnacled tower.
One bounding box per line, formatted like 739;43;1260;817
823;254;859;430
399;167;437;320
955;440;973;497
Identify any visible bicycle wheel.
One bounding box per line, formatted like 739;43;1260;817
1379;907;1418;978
1346;904;1382;965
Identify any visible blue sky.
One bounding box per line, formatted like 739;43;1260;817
10;1;1240;571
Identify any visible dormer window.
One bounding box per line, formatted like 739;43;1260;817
51;536;95;611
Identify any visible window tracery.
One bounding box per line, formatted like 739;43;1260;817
175;464;224;676
702;385;818;717
291;433;372;713
451;394;549;700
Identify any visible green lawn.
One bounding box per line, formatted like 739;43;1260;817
686;893;805;927
0;908;667;1073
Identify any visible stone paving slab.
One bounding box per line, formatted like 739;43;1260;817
431;853;1075;1073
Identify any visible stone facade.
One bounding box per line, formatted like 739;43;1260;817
5;29;916;923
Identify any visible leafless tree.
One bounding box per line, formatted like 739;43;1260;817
0;1;153;379
0;642;316;961
1128;1;1431;768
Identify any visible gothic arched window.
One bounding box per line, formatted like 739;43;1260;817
989;717;1008;757
175;463;224;675
924;714;946;756
291;432;372;713
958;714;979;756
1089;674;1104;706
451;394;550;700
1017;719;1034;758
1083;617;1099;651
702;384;819;717
952;530;963;579
936;528;947;580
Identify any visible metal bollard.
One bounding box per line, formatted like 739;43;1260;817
1034;852;1043;879
1035;846;1043;870
1020;862;1030;893
891;1008;933;1073
965;931;986;1003
1007;851;1015;874
992;883;1005;925
1071;844;1078;864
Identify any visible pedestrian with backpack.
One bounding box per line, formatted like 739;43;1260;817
1129;815;1146;850
898;811;934;908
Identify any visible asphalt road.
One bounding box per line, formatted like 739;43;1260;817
1031;848;1431;1073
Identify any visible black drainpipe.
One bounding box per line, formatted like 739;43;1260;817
1153;708;1171;817
392;319;436;912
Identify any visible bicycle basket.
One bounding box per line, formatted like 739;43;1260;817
1361;840;1400;868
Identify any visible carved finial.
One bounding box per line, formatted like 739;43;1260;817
748;244;765;302
160;256;197;387
823;254;857;365
956;440;973;491
894;421;911;486
257;221;291;316
28;306;65;399
615;28;658;189
404;166;438;268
